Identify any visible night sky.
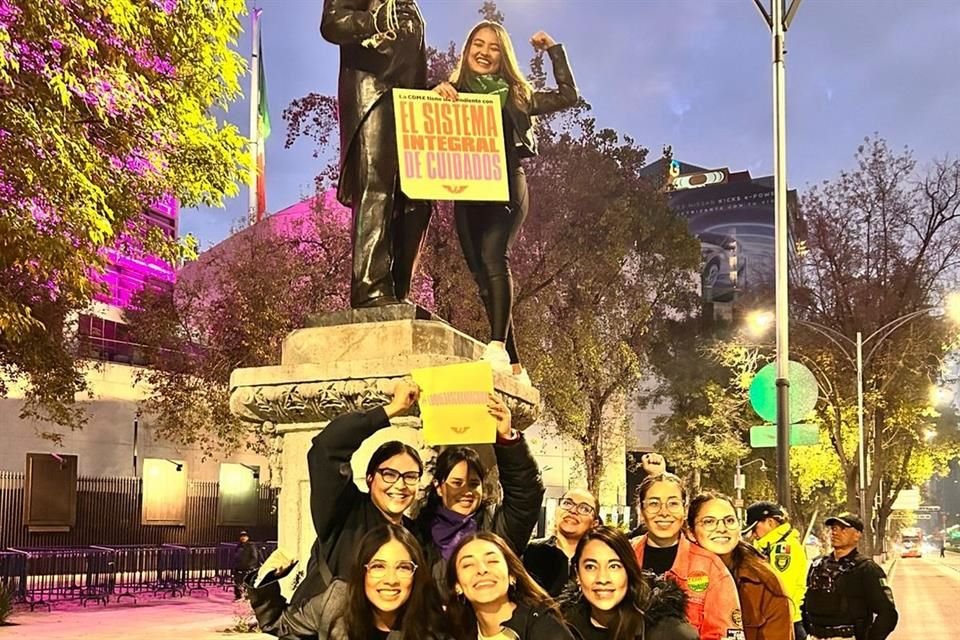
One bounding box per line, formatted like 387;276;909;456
182;0;960;248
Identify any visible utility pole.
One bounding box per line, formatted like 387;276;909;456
753;0;802;508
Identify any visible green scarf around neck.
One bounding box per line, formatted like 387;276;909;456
465;74;510;108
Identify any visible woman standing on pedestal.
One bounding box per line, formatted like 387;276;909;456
433;22;579;383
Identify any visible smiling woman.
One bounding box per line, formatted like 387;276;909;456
246;524;451;640
632;474;743;640
688;492;793;640
445;532;575;640
413;395;545;594
559;526;697;640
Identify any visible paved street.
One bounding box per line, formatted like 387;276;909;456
0;589;271;639
891;551;960;638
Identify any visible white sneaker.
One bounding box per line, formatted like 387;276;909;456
514;367;532;386
481;342;512;375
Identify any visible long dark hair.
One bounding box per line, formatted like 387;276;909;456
342;524;447;640
445;531;559;640
687;492;787;597
365;440;423;480
418;445;490;520
571;526;652;640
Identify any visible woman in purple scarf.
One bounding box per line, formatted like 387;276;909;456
413;395;545;595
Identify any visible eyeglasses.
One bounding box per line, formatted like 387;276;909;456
376;467;421;486
365;560;418;579
560;497;597;518
641;498;685;514
697;515;739;532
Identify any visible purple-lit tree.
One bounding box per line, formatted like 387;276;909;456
126;196;352;452
0;0;248;432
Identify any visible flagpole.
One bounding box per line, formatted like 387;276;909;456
248;8;261;226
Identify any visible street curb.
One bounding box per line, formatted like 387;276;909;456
884;557;898;583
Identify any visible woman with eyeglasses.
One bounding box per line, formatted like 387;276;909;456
291;380;425;606
446;531;575;640
413;394;545;593
632;473;742;640
560;525;698;640
688;492;793;640
523;488;600;597
249;524;451;639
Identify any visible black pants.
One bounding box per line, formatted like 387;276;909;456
454;166;528;364
232;569;249;599
348;96;432;307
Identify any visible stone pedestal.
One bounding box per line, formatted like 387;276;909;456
228;305;540;588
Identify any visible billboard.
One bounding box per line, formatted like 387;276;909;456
666;167;781;308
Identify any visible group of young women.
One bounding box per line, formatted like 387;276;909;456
262;7;796;640
252;523;700;640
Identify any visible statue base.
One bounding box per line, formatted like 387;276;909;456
228;303;540;592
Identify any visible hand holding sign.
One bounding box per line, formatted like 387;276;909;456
385;379;420;419
487;393;515;440
432;81;459;101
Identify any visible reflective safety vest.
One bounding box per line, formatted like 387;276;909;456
755;522;808;623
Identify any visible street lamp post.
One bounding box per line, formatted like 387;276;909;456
750;306;952;523
754;0;803;509
735;458;768;523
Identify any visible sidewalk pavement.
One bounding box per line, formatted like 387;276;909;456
1;589;272;639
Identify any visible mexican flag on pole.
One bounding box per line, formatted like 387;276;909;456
253;9;270;222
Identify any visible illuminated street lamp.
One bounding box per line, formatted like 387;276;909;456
745;297;960;521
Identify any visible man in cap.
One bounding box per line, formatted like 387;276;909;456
802;513;898;640
743;501;809;639
232;530;261;600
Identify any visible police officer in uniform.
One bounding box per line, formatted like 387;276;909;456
802;513;898;640
744;501;809;640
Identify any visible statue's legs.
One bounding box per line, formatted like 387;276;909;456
391;196;431;302
349;99;401;308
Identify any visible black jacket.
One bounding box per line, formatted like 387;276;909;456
320;0;427;207
560;576;699;640
414;435;545;592
523;535;572;597
802;549;898;640
234;541;261;571
290;407;412;606
501;44;578;159
500;603;576;640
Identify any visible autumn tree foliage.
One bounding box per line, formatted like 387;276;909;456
791;135;960;551
127;200;352;452
0;0;248;429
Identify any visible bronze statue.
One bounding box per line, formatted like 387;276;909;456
321;0;431;308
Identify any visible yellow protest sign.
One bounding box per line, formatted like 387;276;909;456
394;89;509;202
411;361;497;445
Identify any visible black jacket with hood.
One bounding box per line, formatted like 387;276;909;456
560;575;700;640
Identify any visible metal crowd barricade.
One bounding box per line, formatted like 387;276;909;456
0;551;27;604
180;545;218;596
91;544;161;603
157;544;188;598
8;547;114;610
217;543;236;589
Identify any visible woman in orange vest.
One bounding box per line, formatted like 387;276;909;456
632;473;743;640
